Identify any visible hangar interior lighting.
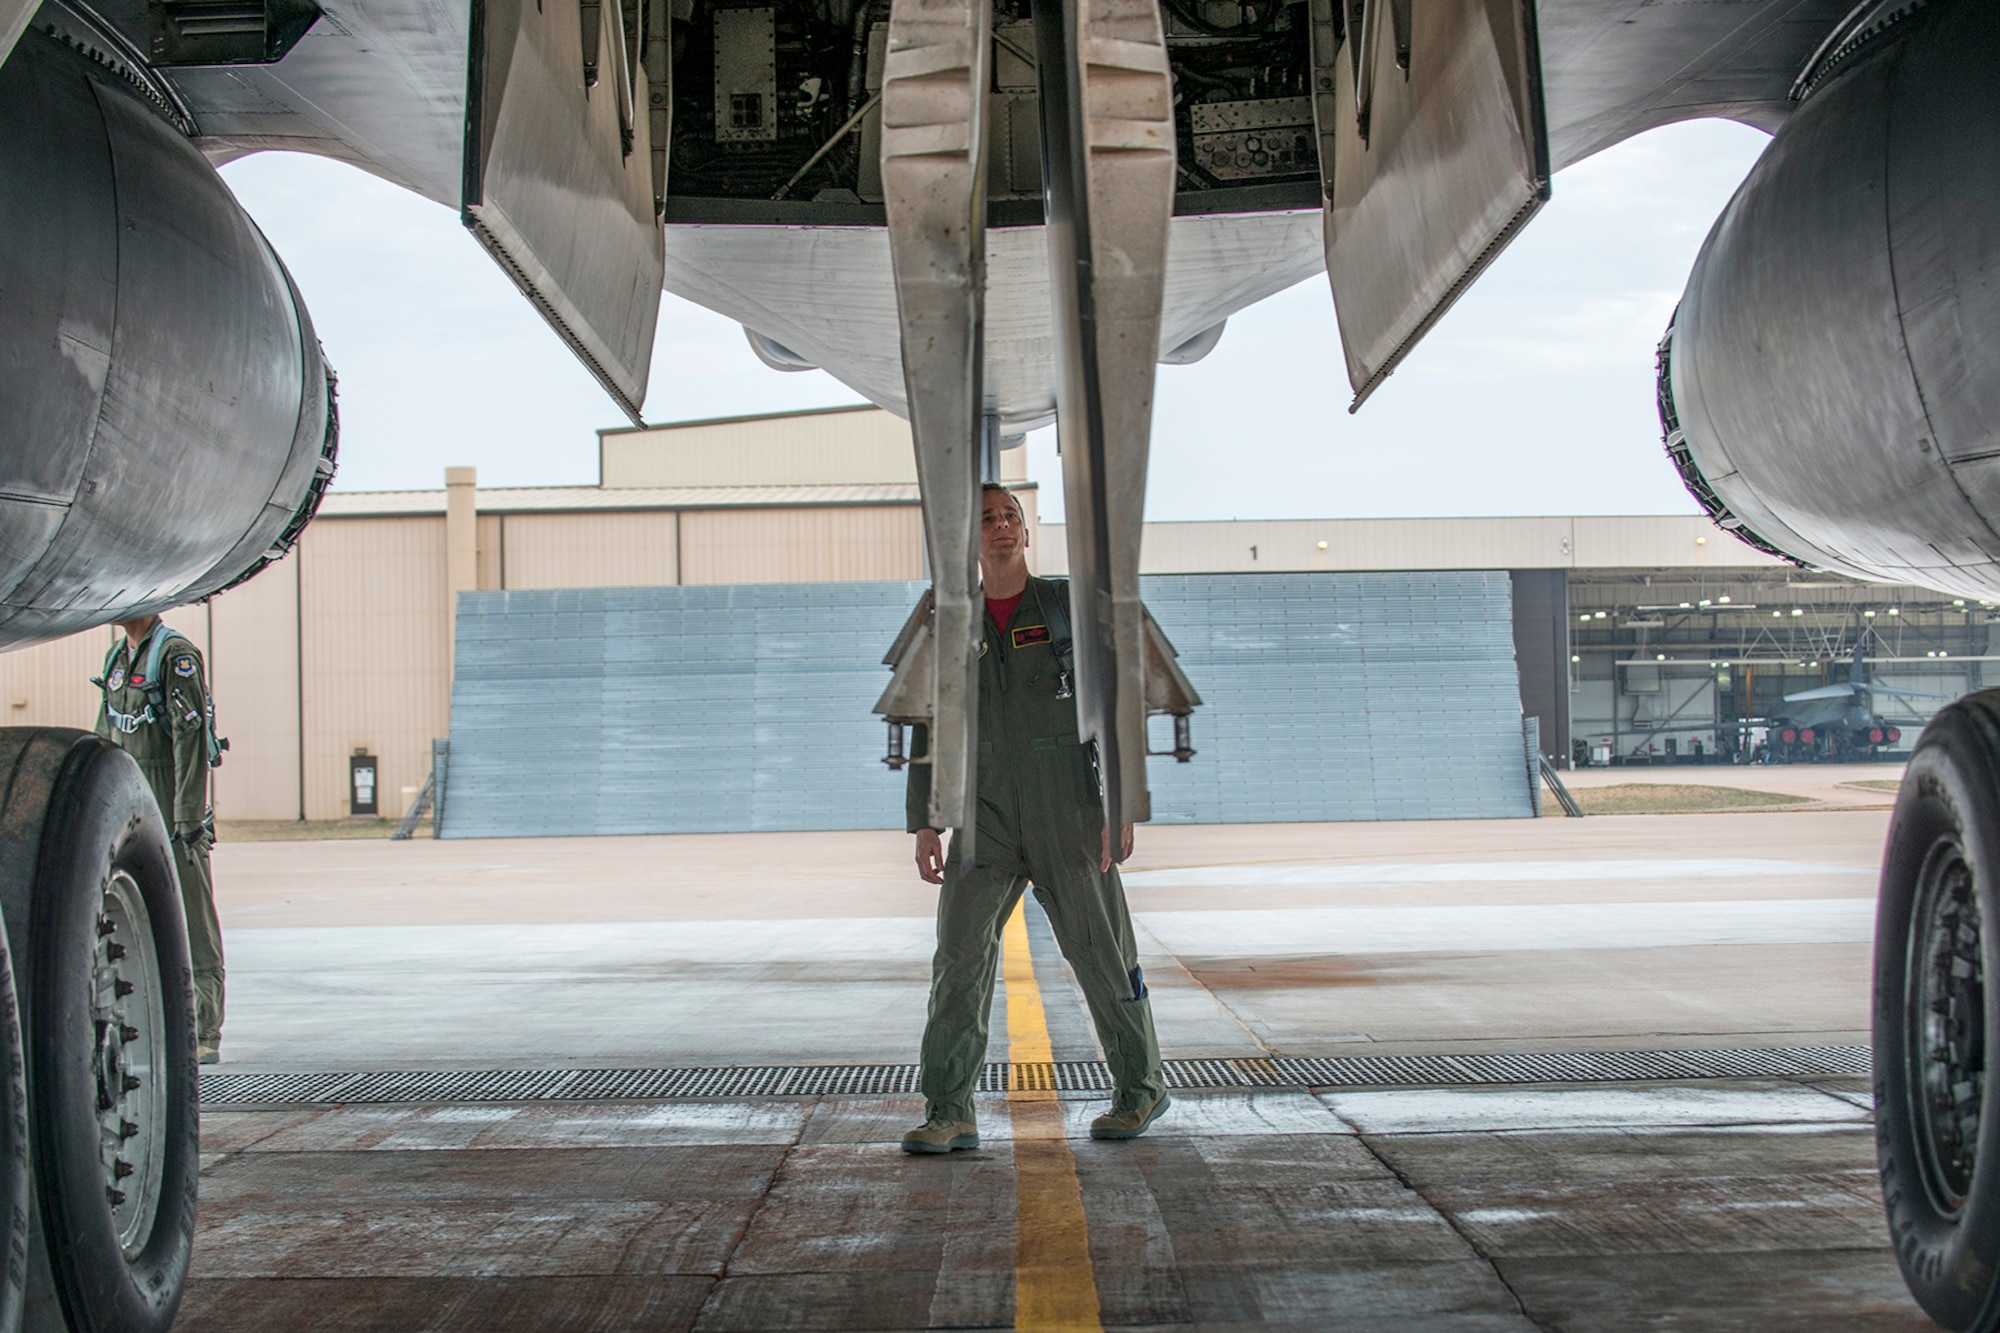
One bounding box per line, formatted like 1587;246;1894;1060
1316;541;1328;550
1791;608;1804;616
1718;596;1731;603
1890;607;1901;615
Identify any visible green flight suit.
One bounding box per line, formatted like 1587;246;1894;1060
94;625;224;1046
908;576;1164;1124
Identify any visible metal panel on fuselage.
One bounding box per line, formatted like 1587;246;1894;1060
463;0;665;422
661;211;1325;431
1315;0;1549;408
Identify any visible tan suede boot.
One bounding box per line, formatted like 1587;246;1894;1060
900;1117;980;1154
1089;1091;1171;1140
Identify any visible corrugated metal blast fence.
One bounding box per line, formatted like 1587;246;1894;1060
439;572;1531;838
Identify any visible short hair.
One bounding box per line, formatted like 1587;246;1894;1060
980;482;1022;518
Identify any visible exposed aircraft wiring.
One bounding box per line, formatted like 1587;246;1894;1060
1160;0;1284;39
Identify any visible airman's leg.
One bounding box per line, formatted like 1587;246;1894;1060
918;859;1027;1125
1031;860;1164;1117
175;840;224;1055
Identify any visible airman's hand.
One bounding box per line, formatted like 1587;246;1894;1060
1100;822;1134;872
915;828;946;884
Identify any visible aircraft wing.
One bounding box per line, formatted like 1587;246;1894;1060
1782;683;1857;703
1871;685;1960;703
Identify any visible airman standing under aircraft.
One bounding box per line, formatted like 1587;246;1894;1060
95;613;226;1064
901;483;1169;1153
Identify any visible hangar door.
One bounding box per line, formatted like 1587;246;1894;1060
439;572;1531;838
442;582;923;838
1142;571;1531;823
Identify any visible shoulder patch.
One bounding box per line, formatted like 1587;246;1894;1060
1012;624;1051;649
173;653;197;678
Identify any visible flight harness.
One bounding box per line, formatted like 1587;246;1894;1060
1037;577;1075;700
94;626;228;767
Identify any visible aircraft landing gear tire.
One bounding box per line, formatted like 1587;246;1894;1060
1877;690;2000;1331
0;861;30;1333
0;729;197;1333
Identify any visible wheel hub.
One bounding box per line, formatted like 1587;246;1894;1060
1911;836;1986;1214
92;870;165;1259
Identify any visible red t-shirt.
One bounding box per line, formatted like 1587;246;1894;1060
986;590;1024;631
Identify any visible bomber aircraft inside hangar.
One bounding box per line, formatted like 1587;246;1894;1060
1;0;1998;1326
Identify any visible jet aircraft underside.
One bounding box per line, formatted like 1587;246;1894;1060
5;0;2000;1329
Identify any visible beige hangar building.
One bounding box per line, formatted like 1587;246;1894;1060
0;404;1966;825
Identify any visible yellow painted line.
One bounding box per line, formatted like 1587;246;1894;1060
1003;903;1103;1333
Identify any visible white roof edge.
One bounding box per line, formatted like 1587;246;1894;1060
316;483;929;516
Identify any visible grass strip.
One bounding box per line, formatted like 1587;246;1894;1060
1572;784;1815;815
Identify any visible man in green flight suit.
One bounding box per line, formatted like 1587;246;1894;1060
901;483;1169;1153
95;612;225;1064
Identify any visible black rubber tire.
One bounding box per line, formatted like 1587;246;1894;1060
32;739;197;1333
1877;689;2000;1331
0;900;30;1333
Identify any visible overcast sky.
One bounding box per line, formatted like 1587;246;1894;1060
219;117;1770;522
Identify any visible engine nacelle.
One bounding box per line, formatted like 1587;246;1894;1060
1660;0;2000;599
0;11;336;650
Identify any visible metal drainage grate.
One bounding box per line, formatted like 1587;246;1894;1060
197;1044;1871;1109
1267;1044;1873;1089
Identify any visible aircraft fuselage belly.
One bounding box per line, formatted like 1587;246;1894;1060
664;210;1325;429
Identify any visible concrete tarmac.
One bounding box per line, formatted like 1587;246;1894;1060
184;804;1929;1330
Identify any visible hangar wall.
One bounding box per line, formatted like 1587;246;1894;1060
437;571;1535;838
4;399;1955;824
0;406;956;821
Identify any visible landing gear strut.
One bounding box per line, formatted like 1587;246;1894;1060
880;0;1176;851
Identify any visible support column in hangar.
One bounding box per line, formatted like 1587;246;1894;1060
446;466;479;682
1510;569;1570;767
